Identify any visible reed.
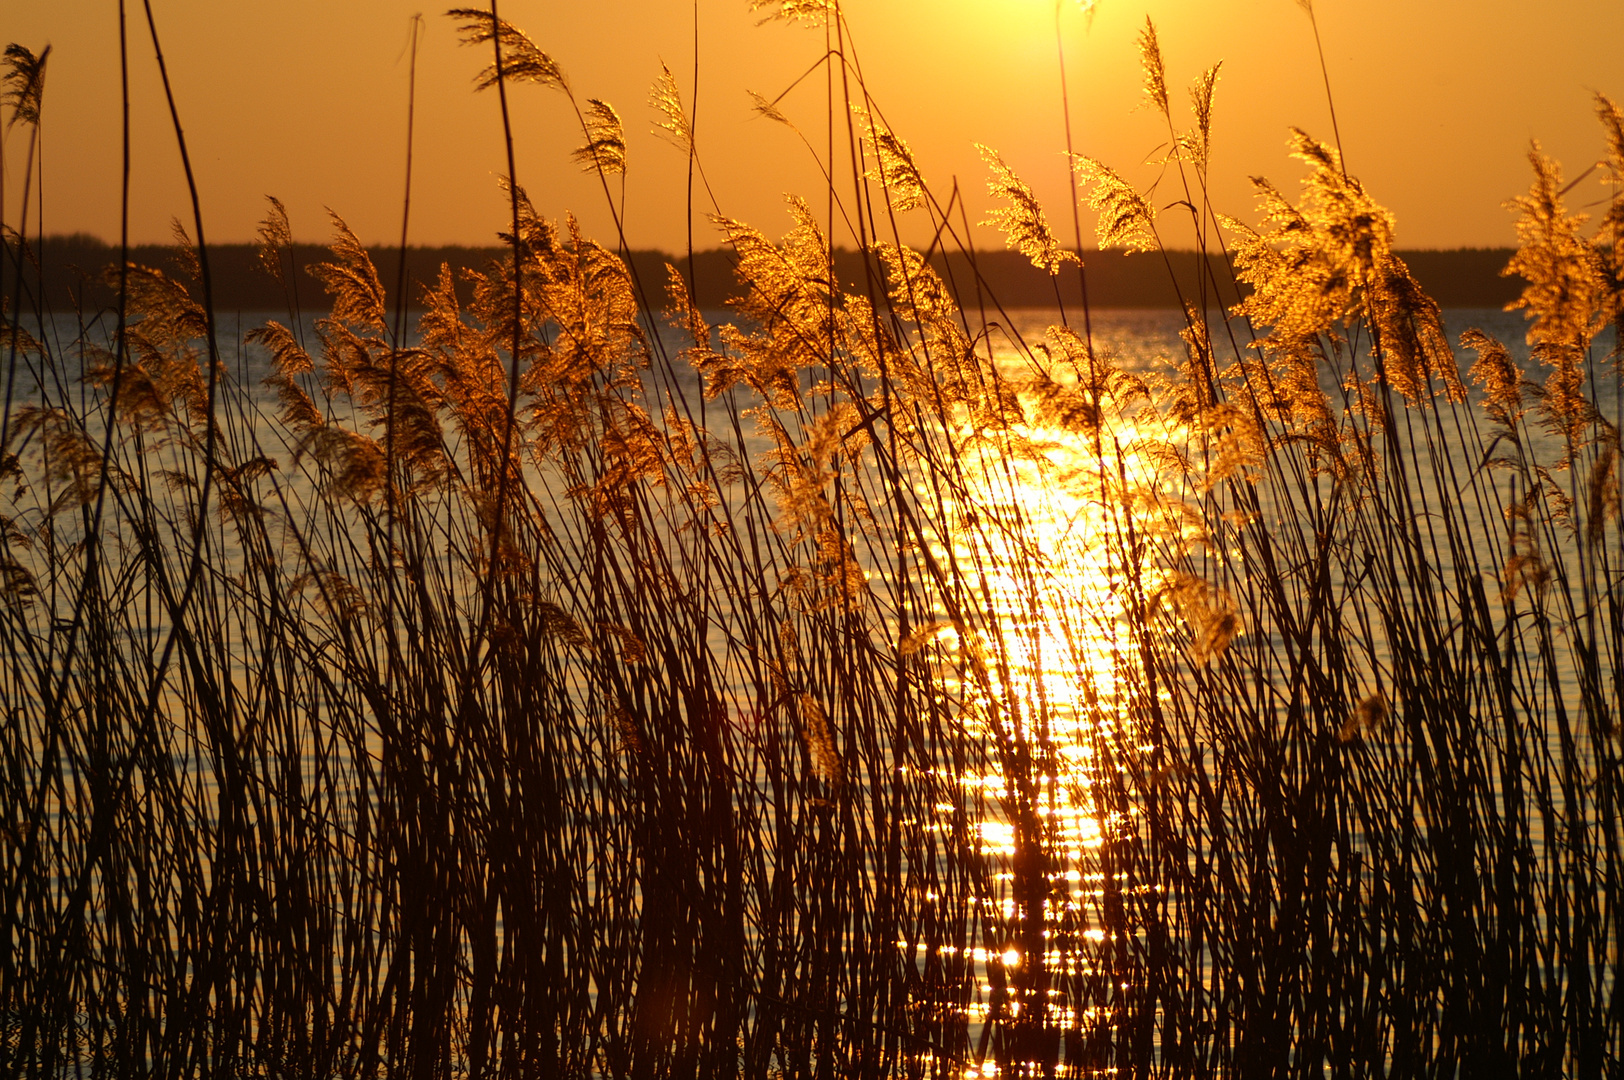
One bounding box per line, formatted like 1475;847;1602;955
1;4;1620;1077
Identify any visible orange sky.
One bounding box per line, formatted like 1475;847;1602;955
4;0;1622;253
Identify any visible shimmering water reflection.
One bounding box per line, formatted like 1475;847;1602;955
908;305;1599;1076
909;315;1178;1074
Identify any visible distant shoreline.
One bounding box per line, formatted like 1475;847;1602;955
8;234;1525;314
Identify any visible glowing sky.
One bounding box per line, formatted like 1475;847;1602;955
5;0;1622;252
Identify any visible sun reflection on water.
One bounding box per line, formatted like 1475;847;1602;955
905;354;1164;1075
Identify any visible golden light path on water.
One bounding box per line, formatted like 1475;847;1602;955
909;338;1170;1076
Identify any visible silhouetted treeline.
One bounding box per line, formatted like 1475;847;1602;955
8;233;1525;314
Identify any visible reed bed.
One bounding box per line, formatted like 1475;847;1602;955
2;3;1621;1077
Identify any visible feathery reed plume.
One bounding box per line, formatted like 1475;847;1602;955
1502;491;1551;600
979;145;1078;274
746;88;791;126
650;62;694;151
573;98;627;174
709;199;830;403
1136;17;1169;119
1154;572;1240;663
1505;143;1608;351
1176;302;1219;411
859;110;926;212
5;406;106;514
0;309;41;359
166;216;202;283
1461;326;1524;429
114;261;208;416
1596;94;1624;364
254;195;293;283
446;7;566;91
309;210;386;333
663;261;719;378
750;0;835;25
1506;146;1610;453
1599;92;1624;186
1229;128;1464;410
1184;62;1222;178
1367;249;1465;402
1337;693;1387;742
249;320;323;433
1070;155;1158;253
797;691;845;791
0;44;48;131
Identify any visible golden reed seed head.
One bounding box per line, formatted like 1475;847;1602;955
1137;18;1169;119
978;145;1078;275
650;64;694;151
573;98;626;175
445;8;567;93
